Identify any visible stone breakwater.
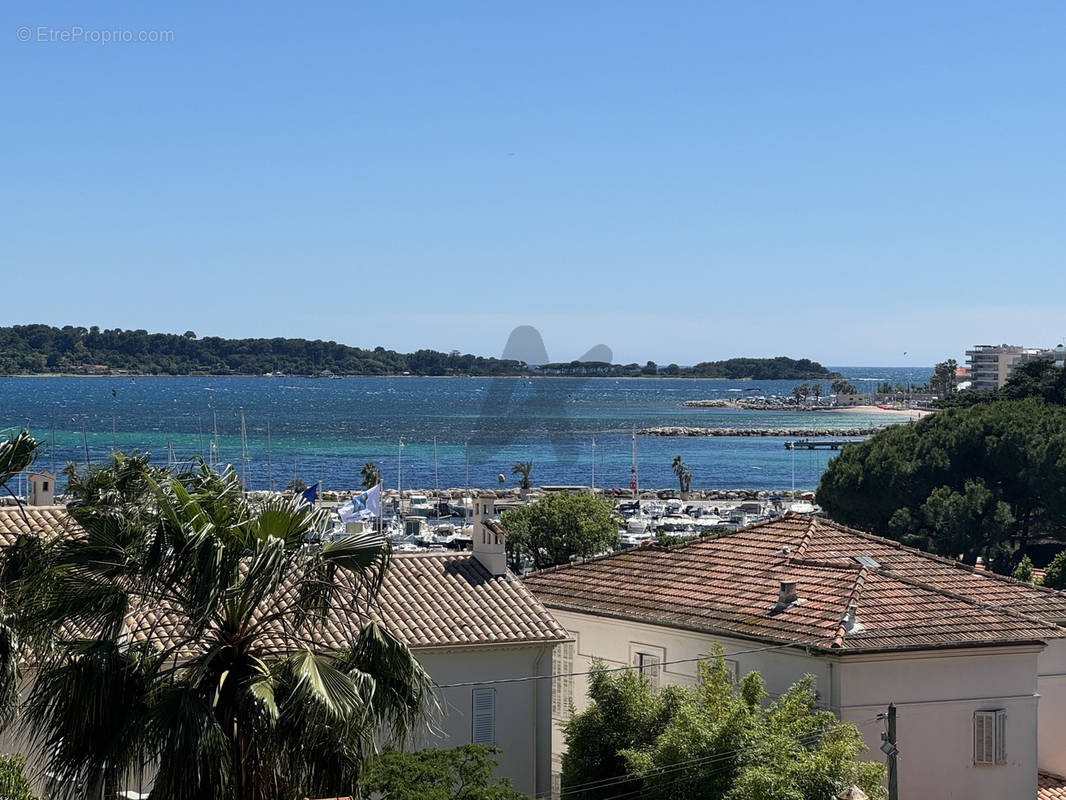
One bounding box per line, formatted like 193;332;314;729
680;398;803;409
638;426;880;437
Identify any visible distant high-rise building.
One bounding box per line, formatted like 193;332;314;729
965;344;1043;391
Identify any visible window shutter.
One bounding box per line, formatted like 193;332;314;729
995;710;1007;764
472;688;496;745
974;711;995;765
553;643;574;719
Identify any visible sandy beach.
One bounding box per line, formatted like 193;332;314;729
826;405;932;420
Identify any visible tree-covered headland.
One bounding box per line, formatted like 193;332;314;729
0;324;840;379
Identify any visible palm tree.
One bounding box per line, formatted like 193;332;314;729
361;461;382;490
21;461;432;800
512;461;533;491
671;455;691;494
0;431;40;524
0;432;42;725
285;476;308;493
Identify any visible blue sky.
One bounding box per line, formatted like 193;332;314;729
3;1;1064;367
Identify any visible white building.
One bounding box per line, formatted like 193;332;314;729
523;514;1066;800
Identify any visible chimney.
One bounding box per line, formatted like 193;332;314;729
472;493;507;577
778;579;798;607
27;471;55;507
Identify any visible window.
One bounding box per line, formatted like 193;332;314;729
42;481;49;491
472;687;495;745
974;710;1007;765
634;652;661;689
553;642;575;720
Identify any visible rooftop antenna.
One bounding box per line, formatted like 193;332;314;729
50;406;56;475
591;437;596;490
197;416;204;461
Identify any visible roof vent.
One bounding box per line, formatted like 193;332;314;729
842;604;865;633
778;579;798;607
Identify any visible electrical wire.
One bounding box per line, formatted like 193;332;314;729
435;635;840;689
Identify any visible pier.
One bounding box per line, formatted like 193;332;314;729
784;439;863;450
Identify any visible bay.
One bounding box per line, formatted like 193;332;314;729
0;367;929;492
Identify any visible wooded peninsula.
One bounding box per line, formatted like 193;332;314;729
0;324;841;380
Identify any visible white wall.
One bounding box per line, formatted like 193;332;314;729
416;642;556;798
1038;638;1066;776
837;647;1042;800
548;608;1044;800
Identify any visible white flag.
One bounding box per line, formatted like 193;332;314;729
339;483;381;522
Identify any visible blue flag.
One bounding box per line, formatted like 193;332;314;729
300;482;319;507
339;484;381;522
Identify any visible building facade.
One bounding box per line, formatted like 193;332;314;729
525;515;1066;800
966;344;1043;391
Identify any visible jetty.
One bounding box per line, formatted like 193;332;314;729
638;426;880;438
784;439;861;450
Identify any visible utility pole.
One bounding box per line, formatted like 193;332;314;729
880;703;898;800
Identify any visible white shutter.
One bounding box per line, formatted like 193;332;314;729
472;687;496;745
995;710;1007;764
553;643;574;720
974;711;995;765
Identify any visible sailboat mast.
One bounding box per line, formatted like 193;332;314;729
239;407;248;489
267;421;274;492
433;436;439;493
630;426;639;499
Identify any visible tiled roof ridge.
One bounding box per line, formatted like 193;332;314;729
809;515;1066;598
794;515;818;557
831;566;869;649
874;567;1066;632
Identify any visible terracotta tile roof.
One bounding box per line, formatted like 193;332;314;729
522;514;1066;654
1039;772;1066;800
375;553;568;648
0;505;81;546
0;507;566;651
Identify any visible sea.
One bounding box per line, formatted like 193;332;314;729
0;368;928;493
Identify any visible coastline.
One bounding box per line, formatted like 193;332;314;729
825;405;932;419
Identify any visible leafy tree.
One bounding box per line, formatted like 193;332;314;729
792;383;810;402
361;745;526;800
810;382;823;400
1012;554;1036;583
1043;549;1066;590
562;653;885;800
361;461;382;490
929;359;958;396
285;476;308;493
512;461;533;491
670;456;691;493
500;492;619;572
18;459;432;800
831;379;858;395
816;398;1066;569
0;754;39;800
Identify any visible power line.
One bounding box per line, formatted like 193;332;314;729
535;719;884;800
435;635;839;689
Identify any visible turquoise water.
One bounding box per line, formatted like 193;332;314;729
0;368;928;491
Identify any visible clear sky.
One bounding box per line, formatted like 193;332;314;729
3;1;1064;367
